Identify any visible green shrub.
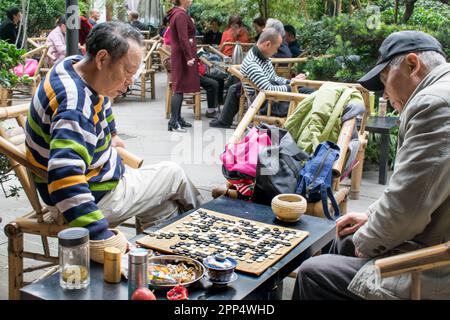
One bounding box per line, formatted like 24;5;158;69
0;39;27;88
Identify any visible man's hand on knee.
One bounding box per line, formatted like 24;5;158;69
336;212;368;238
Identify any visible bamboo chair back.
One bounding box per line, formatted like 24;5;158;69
220;42;254;54
270;56;308;79
227;65;297;126
375;241;450;300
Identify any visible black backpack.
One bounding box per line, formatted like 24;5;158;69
253;124;309;205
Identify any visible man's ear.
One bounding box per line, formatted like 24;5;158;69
405;53;421;76
95;49;110;70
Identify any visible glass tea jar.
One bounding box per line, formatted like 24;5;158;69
58;227;90;289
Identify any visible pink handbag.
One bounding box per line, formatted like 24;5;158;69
13;58;38;77
221;127;271;178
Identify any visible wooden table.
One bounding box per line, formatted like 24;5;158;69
359;116;400;185
20;197;335;300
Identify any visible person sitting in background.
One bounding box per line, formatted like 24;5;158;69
0;7;22;47
89;8;101;26
203;17;222;46
128;11;148;31
46;16;67;64
253;17;266;42
284;24;301;57
210;28;310;129
159;16;169;37
26;22;202;255
265;18;291;58
219;15;250;57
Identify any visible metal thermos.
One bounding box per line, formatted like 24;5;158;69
128;248;148;299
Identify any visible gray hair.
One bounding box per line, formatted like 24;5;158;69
257;27;281;45
265;18;285;37
388;50;446;71
86;21;143;61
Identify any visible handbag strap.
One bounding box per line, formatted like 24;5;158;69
320;184;340;220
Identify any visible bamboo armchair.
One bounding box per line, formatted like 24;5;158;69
20;45;49;97
375;241;450;300
27;37;55;76
214;90;359;218
0;104;143;299
158;46;202;120
139;39;158;101
3;45;49;106
227;65;311;126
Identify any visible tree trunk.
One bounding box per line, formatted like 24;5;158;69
301;0;309;20
354;0;362;9
403;0;418;23
336;0;342;16
394;0;399;23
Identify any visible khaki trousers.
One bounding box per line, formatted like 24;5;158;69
98;161;203;229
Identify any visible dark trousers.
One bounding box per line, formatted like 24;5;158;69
218;83;313;126
218;82;242;125
292;234;369;300
204;74;225;105
200;75;219;110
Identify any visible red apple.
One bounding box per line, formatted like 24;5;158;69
131;287;156;300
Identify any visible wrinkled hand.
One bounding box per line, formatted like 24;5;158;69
336;212;368;238
294;73;307;80
111;134;125;148
187;58;195;66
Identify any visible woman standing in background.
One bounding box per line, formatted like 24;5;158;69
166;0;200;132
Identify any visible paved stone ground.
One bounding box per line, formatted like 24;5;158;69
0;71;389;300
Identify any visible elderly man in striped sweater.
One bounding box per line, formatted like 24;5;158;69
210;27;312;129
25;22;202;252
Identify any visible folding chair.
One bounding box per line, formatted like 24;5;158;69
0;104;143;299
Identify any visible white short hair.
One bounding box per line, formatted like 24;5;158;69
389;50;446;71
265;18;285;37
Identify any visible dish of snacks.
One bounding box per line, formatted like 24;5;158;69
147;255;205;288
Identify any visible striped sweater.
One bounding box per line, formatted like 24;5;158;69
240;46;291;97
25;56;124;240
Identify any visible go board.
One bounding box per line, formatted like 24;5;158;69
136;209;309;276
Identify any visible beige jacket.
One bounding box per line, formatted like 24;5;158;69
349;63;450;299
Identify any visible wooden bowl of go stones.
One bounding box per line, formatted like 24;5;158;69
271;194;307;223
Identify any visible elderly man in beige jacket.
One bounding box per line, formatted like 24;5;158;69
293;30;450;300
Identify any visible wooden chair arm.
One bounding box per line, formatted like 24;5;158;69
270;57;308;64
115;147;143;169
220;42;254;51
22;45;48;58
0;104;29;120
198;45;228;59
199;56;213;68
375;242;450;279
229;92;267;144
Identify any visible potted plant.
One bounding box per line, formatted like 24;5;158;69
0;39;28;106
